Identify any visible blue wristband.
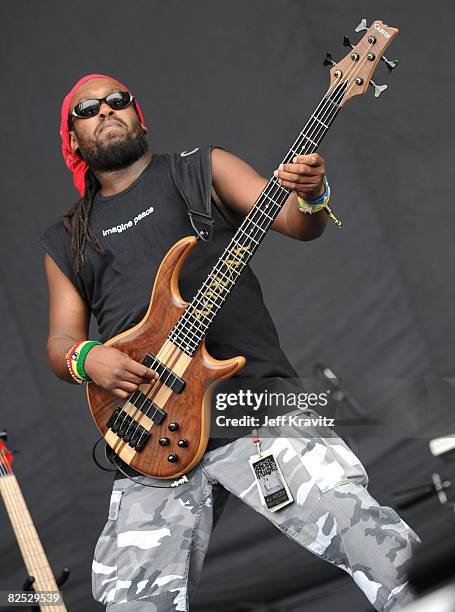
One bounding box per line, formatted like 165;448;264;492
296;175;342;227
303;175;329;205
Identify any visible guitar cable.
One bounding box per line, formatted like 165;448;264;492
91;436;187;488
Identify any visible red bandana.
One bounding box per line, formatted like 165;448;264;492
60;73;145;196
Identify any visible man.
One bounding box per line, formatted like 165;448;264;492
41;73;419;611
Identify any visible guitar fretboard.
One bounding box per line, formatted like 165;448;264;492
168;83;346;354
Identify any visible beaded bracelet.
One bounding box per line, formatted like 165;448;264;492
68;342;88;383
65;340;103;384
66;343;85;384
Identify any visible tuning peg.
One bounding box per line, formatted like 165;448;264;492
381;55;399;72
355;18;369;33
343;36;354;49
369;80;388;97
323;52;336;67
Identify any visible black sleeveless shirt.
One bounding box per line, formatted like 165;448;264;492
40;147;299;451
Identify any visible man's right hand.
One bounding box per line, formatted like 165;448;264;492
84;345;159;399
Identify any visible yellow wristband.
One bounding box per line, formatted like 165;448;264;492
296;177;342;227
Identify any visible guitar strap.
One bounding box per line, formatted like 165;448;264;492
169;145;218;242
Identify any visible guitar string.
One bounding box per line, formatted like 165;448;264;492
115;41;375;446
113;41;376;450
168;89;352;346
171;42;375;348
113;42;374;450
110;347;182;446
174;79;344;338
111;84;344;439
152;45;372;367
123;59;371;454
0;453;58;599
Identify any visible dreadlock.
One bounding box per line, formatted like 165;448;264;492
63;169;105;273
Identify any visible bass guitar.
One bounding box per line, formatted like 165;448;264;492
87;18;399;478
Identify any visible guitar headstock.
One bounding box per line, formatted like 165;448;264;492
0;436;14;476
323;18;399;106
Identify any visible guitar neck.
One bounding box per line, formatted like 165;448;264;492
169;83;345;354
0;474;66;611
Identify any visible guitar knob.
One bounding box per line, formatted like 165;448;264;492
323;52;336;67
355;18;368;33
369;80;388;98
168;422;179;432
159;437;170;446
167;453;178;463
381;55;399;72
177;439;189;448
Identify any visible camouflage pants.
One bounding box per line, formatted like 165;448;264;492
92;412;420;611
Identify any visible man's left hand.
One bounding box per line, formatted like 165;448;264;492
273;153;325;201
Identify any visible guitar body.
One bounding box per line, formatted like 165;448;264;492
87;235;246;479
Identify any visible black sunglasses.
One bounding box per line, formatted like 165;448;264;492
69;91;135;123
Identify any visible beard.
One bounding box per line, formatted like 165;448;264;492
77;119;149;173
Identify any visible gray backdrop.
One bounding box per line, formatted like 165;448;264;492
1;1;454;610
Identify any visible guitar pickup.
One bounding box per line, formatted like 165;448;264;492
106;407;151;452
129;390;166;424
127;426;150;452
142;354;186;394
107;407;122;433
